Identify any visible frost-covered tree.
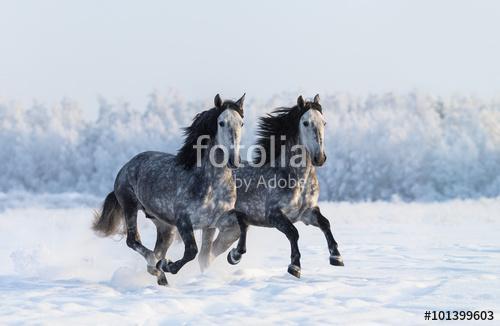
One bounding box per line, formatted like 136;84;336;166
0;92;499;201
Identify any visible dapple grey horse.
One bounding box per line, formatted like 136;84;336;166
93;94;245;285
199;95;344;278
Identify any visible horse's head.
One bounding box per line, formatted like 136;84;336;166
214;93;245;169
297;95;327;166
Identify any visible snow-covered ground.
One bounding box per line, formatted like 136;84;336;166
1;195;499;325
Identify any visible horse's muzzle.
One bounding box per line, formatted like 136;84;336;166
312;153;327;166
228;154;241;169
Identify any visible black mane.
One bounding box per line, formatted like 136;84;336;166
176;101;243;169
254;101;321;164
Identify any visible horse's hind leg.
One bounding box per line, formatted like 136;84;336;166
308;207;344;266
121;201;156;271
157;212;198;275
268;208;302;278
199;228;216;271
149;218;176;285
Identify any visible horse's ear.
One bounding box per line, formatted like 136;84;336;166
314;94;320;104
297;95;305;108
214;94;223;108
236;93;246;108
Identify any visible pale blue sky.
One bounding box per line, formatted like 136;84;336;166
1;0;500;116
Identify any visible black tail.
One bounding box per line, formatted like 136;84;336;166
92;192;124;236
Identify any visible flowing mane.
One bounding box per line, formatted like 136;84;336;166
176;101;243;169
254;101;321;164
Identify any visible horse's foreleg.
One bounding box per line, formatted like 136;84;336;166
226;211;248;265
268;208;301;278
211;223;239;261
309;207;344;266
157;213;198;275
199;228;216;271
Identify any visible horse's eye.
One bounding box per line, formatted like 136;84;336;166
219;121;225;127
323;121;327;126
303;121;309;127
241;122;244;127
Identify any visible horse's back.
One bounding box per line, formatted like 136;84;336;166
115;150;174;184
114;151;178;208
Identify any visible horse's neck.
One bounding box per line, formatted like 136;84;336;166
280;142;315;179
199;145;231;180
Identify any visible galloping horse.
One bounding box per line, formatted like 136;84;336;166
200;95;343;278
93;94;245;285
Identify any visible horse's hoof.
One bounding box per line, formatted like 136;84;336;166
330;255;344;266
287;264;301;278
156;259;173;273
227;248;241;265
147;265;160;276
157;274;168;286
166;262;179;274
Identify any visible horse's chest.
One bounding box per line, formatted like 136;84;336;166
285;176;319;221
201;183;235;212
187;178;236;227
302;176;319;207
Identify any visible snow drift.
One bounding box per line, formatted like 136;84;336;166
1;91;499;201
1;198;499;324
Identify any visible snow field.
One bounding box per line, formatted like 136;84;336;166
0;196;499;324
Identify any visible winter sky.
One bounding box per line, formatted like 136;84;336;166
1;0;500;117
